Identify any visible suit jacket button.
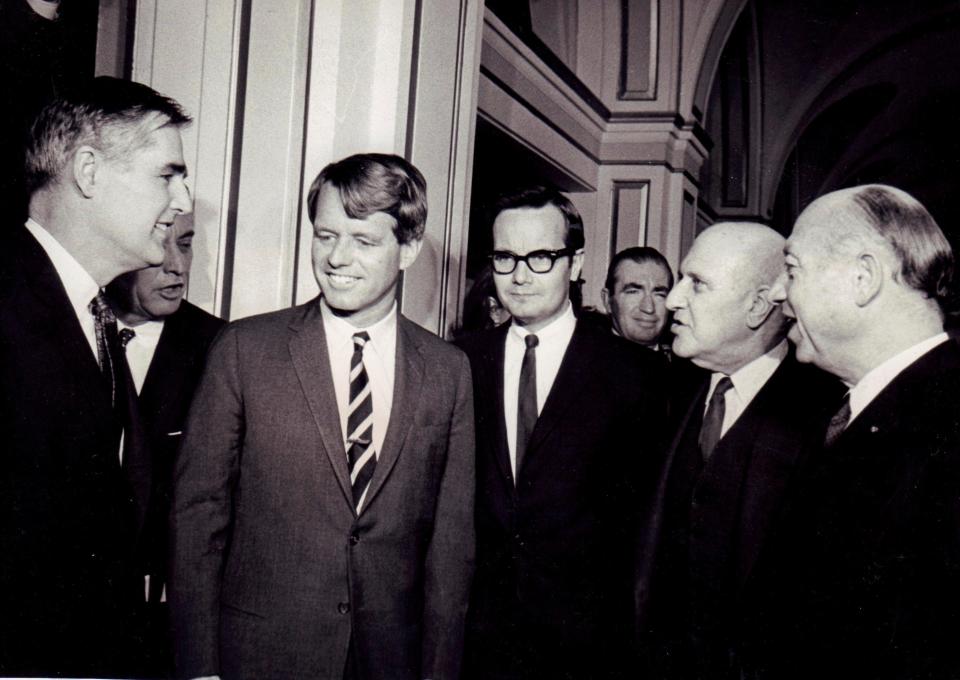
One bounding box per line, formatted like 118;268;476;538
338;602;350;614
349;533;360;545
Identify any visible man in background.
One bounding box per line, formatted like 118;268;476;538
458;186;667;679
0;76;192;677
634;222;840;680
106;219;224;676
602;246;673;353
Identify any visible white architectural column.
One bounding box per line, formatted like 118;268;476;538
129;0;483;328
296;0;484;335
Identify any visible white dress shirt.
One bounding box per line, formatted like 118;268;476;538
118;319;165;394
503;302;577;477
704;339;789;438
25;218;100;360
321;300;397;462
847;332;949;423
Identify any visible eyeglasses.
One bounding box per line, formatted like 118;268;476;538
490;248;574;274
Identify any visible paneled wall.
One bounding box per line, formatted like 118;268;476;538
111;0;483;333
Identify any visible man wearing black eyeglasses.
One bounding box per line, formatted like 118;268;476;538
457;186;668;680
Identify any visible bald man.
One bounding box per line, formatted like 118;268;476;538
745;186;960;679
633;222;841;680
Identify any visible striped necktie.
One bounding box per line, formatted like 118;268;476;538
347;332;375;510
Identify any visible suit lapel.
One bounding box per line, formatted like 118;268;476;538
19;228;111;416
360;316;423;514
524;322;590;456
484;325;514;490
288;301;355;510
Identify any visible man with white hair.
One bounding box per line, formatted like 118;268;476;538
634;222;840;680
749;185;960;678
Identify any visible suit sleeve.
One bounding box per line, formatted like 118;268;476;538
169;325;244;678
421;350;476;680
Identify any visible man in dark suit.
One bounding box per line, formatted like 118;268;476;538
106;219;225;676
749;185;960;679
0;77;192;677
633;222;841;680
171;153;475;680
457;186;668;680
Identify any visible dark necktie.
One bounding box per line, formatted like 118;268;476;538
699;376;734;461
516;333;539;477
824;394;851;447
347;332;375;510
89;295;151;542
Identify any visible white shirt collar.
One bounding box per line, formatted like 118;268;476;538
705;339;789;437
848;332;949;421
25;218;100;357
509;301;577;345
320;298;398;349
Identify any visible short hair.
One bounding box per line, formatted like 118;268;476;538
25;76;191;194
306;153;428;245
491;185;585;250
849;185;954;308
604;246;673;292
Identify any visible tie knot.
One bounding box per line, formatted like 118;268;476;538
352;331;370;351
89;292;116;325
713;375;734;399
524;334;539;349
119;328;136;349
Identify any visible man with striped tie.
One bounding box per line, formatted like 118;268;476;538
170;153;475;680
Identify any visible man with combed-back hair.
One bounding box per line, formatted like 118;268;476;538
744;185;960;679
457;186;668;680
171;153;475;680
0;76;193;677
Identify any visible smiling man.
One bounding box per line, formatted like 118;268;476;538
602;246;673;350
634;222;840;680
171;153;474;680
748;185;960;679
456;186;667;680
0;76;193;678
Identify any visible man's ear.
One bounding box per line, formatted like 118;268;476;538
398;237;423;271
569;249;585;282
852;251;883;307
746;285;778;329
73;145;99;198
600;287;612;315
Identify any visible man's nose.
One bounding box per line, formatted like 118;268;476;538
327;237;353;266
511;260;532;284
169;178;193;216
665;282;683;311
639;292;655;313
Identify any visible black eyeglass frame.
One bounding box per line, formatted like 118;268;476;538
489;247;576;274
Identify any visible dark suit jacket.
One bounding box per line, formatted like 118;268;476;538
170;299;475;680
0;226;150;677
457;320;668;680
131;301;224;676
634;354;840;679
139;301;225;597
744;339;960;679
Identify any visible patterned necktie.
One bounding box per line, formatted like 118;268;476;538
347;332;375;510
89;292;121;408
119;327;136;349
824;394;851;447
699;376;734;461
516;333;539;478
